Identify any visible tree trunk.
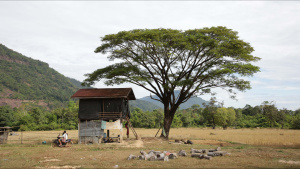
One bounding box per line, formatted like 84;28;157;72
160;113;174;138
159;90;182;139
160;99;178;139
212;117;216;129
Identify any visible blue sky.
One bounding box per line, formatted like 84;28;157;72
0;1;299;110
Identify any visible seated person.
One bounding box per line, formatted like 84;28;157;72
58;131;68;147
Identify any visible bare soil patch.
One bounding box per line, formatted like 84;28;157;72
40;159;61;163
279;160;300;165
36;166;81;169
191;139;229;146
0;98;48;108
123;140;144;148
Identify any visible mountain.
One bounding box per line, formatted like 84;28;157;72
140;90;209;109
129;99;161;112
67;77;92;89
0;44;79;109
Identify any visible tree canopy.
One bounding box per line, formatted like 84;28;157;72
83;27;260;138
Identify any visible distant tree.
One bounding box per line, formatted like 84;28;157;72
294;108;300;116
191;104;201;110
0;106;14;127
130;108;144;127
292;114;300;129
242;104;261;116
234;108;243;120
83;27;260;138
203;97;218;129
261;101;278;127
28;108;47;126
277;109;287;129
215;107;236;129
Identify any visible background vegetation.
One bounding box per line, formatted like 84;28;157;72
1;100;300;131
0;44;299;131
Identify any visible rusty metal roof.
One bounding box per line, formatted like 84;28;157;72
71;88;136;100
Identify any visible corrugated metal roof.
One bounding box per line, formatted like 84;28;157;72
71;88;136;100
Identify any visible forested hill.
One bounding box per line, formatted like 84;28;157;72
0;44;79;109
0;44;208;111
140;90;209;109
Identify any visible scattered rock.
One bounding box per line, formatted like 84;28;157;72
138;155;145;160
203;155;212;160
186;140;193;144
129;147;228;162
178;150;187;156
169;153;177;159
127;154;136;160
156;156;169;161
191;148;206;153
191;153;203;158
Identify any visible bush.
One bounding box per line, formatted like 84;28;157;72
292;115;300;129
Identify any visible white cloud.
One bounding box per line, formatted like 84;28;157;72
1;1;300;110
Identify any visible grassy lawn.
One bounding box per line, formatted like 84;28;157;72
1;128;300;168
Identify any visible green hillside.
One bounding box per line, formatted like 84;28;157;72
0;44;79;108
140;90;209;109
68;77;92;89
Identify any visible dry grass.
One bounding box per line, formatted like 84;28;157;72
1;128;300;168
136;128;300;146
7;128;300;146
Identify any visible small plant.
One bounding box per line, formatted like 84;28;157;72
227;141;239;144
236;146;244;149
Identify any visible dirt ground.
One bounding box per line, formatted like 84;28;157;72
1;129;300;168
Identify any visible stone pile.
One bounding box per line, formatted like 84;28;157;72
127;147;229;161
127;149;186;161
170;139;193;144
191;147;230;160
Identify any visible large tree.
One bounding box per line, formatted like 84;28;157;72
83;27;260;138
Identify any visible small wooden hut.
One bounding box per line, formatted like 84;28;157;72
71;88;136;144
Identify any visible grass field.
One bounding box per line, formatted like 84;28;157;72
1;128;300;168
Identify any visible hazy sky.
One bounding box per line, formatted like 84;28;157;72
0;1;299;110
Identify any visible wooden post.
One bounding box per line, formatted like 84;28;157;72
119;120;123;143
92;121;94;144
21;131;23;144
155;126;161;137
85;120;87;144
102;99;104;117
78;119;80;144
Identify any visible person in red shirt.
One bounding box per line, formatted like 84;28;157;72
125;122;129;139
